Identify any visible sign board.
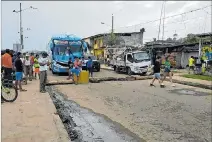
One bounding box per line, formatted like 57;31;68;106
53;40;82;46
54;40;68;45
69;41;82;45
13;43;22;52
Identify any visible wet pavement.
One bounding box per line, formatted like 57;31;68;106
47;69;212;142
47;86;144;142
54;80;211;142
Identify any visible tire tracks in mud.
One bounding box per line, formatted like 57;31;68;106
46;86;145;142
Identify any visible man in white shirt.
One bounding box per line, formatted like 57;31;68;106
38;52;49;93
23;54;32;83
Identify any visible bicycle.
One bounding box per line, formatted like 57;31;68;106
1;70;18;102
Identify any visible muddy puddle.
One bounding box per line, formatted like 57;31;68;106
46;86;145;142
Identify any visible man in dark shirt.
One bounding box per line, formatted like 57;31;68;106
15;52;27;91
150;56;164;87
67;57;74;80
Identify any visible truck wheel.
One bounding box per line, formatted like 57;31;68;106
96;68;100;72
113;66;116;71
127;67;132;76
141;72;147;76
115;66;120;73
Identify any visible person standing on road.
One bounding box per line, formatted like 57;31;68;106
1;49;13;87
188;56;195;74
86;56;93;77
14;52;27;91
81;57;86;70
162;56;175;87
23;54;32;83
71;56;81;84
150;56;164;87
30;53;35;79
67;57;74;80
33;54;40;79
38;52;49;93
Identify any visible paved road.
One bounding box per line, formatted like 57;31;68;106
48;69;212;142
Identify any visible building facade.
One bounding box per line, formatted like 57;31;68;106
83;28;145;59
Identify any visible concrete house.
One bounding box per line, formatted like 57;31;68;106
83;28;145;59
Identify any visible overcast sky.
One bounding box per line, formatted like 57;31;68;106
2;1;211;51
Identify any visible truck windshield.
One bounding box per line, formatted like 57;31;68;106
133;52;150;62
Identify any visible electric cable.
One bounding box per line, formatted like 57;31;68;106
114;5;212;30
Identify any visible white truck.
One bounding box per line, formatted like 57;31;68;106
113;47;152;75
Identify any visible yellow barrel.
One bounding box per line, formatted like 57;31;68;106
73;70;89;84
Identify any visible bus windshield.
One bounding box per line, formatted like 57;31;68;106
53;40;82;55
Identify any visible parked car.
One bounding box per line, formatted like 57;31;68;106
83;55;101;72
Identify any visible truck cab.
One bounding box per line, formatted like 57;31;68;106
114;51;151;75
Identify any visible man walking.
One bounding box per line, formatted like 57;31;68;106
162;56;175;87
14;52;27;91
86;56;93;77
38;52;49;93
150;56;164;87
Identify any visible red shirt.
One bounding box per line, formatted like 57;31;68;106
30;56;34;65
2;53;12;68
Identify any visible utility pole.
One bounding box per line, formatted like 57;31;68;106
13;3;37;52
112;14;114;34
111;14;114;46
20;3;23;51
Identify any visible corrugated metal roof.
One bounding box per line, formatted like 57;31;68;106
195;32;212;37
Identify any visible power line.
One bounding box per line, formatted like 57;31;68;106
115;5;212;29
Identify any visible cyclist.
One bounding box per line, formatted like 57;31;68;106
1;49;13;87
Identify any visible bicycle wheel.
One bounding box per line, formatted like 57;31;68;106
1;85;18;102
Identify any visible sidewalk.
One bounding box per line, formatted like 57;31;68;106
1;80;70;142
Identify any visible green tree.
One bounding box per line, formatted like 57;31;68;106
184;33;200;44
